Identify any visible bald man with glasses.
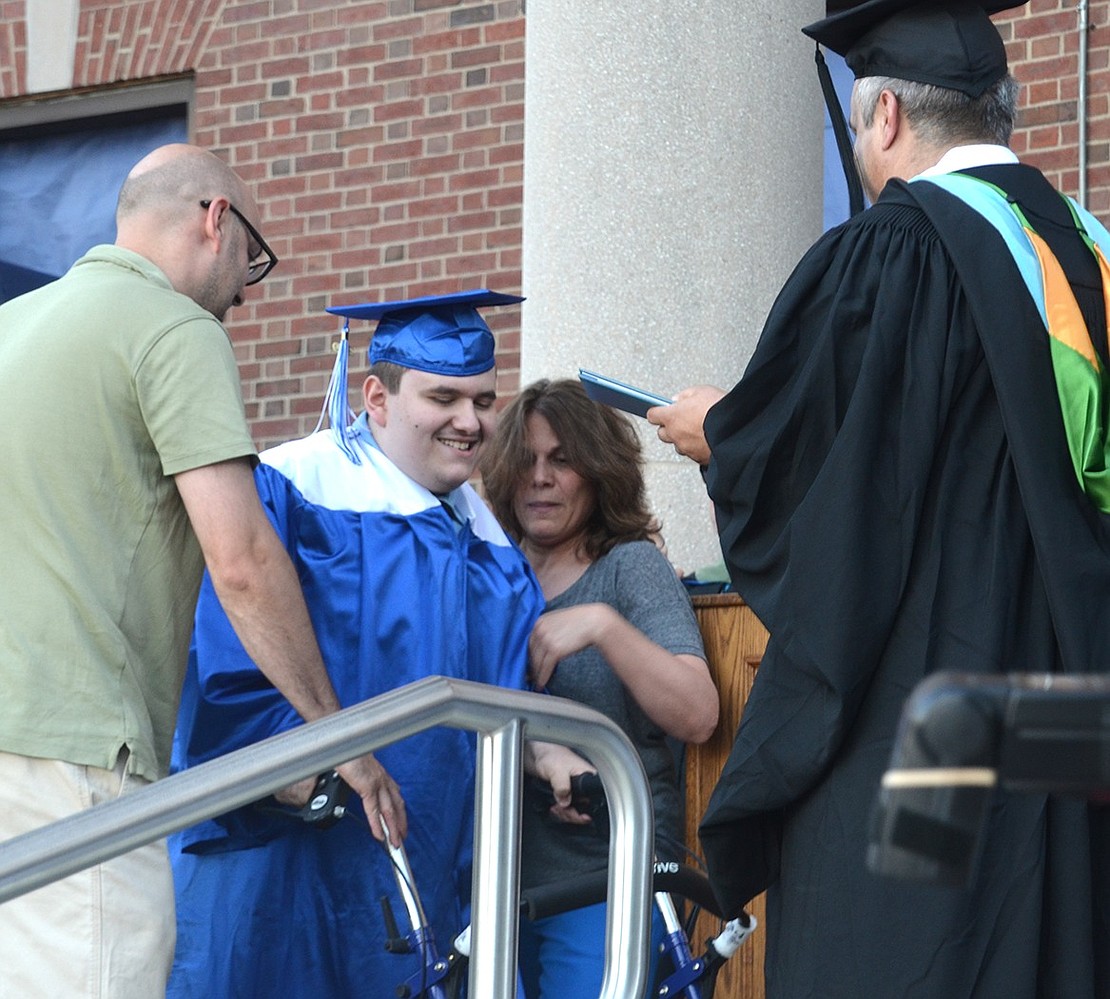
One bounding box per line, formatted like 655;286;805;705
0;143;402;998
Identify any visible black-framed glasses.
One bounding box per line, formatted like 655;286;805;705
200;199;278;285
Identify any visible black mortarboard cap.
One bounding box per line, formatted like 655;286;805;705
803;1;1026;98
804;1;1026;217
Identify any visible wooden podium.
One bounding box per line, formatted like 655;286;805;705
683;593;769;999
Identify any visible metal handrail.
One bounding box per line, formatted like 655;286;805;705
0;676;654;998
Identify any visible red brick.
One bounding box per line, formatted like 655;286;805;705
375;98;426;121
409;194;463;217
450;45;501;69
415;28;482;55
413;71;465;95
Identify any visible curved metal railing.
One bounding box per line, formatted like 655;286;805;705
0;676;654;998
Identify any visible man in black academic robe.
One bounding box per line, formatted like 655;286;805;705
649;2;1110;996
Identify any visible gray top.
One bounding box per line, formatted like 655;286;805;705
520;540;707;889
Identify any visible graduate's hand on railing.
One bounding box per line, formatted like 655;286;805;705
274;775;318;807
337;753;407;846
646;385;726;467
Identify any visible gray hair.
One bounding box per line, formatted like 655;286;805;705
854;73;1020;146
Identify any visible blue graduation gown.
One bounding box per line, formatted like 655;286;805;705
168;426;543;998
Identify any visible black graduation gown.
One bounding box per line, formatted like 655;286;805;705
698;169;1110;998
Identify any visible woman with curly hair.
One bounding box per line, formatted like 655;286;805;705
482;378;719;998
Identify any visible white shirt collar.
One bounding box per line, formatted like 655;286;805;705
350;411;472;524
916;144;1019;179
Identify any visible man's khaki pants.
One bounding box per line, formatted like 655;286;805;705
0;750;175;998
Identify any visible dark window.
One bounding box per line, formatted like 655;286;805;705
0;82;190;303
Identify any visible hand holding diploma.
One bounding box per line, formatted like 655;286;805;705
647;385;726;466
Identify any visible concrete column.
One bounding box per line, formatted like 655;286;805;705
522;1;825;571
25;0;79;94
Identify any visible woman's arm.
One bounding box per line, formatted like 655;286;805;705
529;603;718;744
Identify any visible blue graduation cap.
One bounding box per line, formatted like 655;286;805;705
327;288;524;377
318;289;525;462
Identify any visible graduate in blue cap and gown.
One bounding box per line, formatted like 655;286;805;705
168;290;547;997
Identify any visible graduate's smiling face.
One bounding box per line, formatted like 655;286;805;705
365;367;497;494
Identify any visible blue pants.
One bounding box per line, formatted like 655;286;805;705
518;901;666;999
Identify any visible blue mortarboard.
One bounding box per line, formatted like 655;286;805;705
317;289;525;463
327;289;524;377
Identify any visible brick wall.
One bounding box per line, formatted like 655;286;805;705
192;0;528;446
1;0;1106;448
999;0;1110;215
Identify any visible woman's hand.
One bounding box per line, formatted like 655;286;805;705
528;604;615;689
525;740;597;826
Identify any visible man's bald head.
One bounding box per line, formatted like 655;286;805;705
113;144;264;320
116;144;254;228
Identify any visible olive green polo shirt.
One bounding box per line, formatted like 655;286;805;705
0;246;257;780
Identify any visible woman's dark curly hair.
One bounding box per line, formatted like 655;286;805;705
481;378;658;560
